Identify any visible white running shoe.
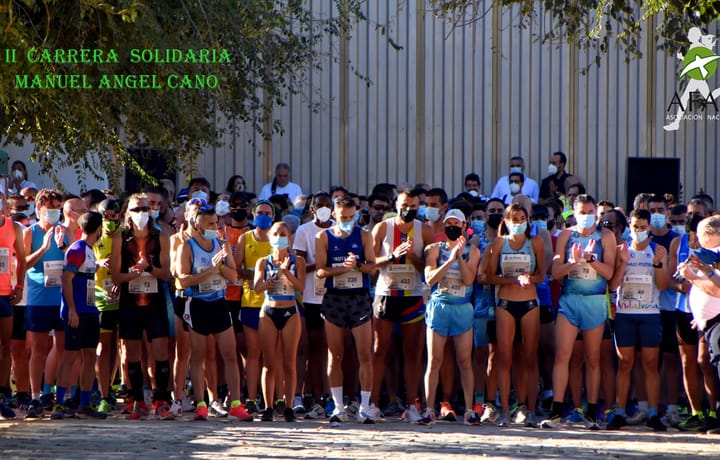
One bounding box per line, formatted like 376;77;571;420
305;403;326;419
401;403;422;424
357;405;376;424
627;409;648;425
210;400;229;417
182;394;195;413
480;402;499;423
169;400;183;417
367;403;382;420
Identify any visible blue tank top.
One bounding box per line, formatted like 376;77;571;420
431;242;472;304
498;236;536;277
675;234;700;314
27;224;67;306
188;237;225;301
562;227;607;295
264;254;297;301
324;226;370;294
473;232;495;318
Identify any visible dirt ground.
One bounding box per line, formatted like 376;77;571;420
2;415;719;460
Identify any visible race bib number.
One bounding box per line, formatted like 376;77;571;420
437;269;465;297
382;264;416;290
267;273;294;297
0;248;9;274
332;263;362;289
199;275;227;293
501;253;531;278
43;260;63;287
128;272;158;294
622;274;653;303
568;262;597;281
86;279;96;306
313;275;327;296
101;278;119;301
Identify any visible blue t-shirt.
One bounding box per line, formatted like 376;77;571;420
61;240;98;317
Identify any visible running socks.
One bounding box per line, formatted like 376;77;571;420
155;360;171;401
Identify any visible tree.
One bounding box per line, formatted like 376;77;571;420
0;0;364;190
429;1;720;62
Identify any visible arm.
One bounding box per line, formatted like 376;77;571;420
234;233;254;280
653;245;670;291
315;231;346;279
550;230;575;280
61;270;79;327
253;257;272;292
218;240;238;284
668;237;689;293
11;223;26;304
590;229;617;280
358;229;377;274
529;236;546;284
423;244;444;286
461;246;481;286
371;222;395;266
537;228;554;275
24;225;54;268
150;232;172;282
288;256;306;292
110;233;143;285
608;244;628;291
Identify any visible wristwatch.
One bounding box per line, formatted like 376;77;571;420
653;261;663;268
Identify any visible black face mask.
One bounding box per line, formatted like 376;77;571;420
687;213;705;233
487;214;503;230
445;225;463;241
230;209;248;222
400;208;417;223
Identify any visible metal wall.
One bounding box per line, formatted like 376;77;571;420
198;2;719;206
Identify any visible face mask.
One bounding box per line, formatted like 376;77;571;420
131;212;149;230
44;208;61;225
622;227;631;241
510;167;522;174
575;214;595;230
215;200;230;216
467;190;479;197
632;230;649;243
191;190;208;202
150;209;160;220
270;236;289;250
399;208;417;223
103;220;118;233
425;207;441;223
548;164;558;175
534;220;548;231
687;214;704;233
650;213;666;229
255;214;273;231
487;214;503;230
510;183;521;194
338;219;355;234
230;209;248;222
13;170;24;180
508;222;527;235
315;207;332;223
445;225;463;241
471;220;486;235
202;228;218;240
25;202;35;218
672;225;686;235
417;205;426;220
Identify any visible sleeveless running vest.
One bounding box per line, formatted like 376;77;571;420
27;223;66;306
431;242;472;304
0;218;16;295
188;237;225;301
375;219;424;297
241;231;271;307
324;226;370;293
616;242;661;314
263;253;297;301
562;227;606;295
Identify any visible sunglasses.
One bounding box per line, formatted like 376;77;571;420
601;220;616;229
129;206;150;213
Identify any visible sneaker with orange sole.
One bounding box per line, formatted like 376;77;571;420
228;402;254;422
153;401;174;420
194;402;209;421
440;401;456;421
126;401;149;420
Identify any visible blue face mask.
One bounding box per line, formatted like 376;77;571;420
417;205;427;220
255;214;273;230
534;220;548;231
575;214;595;230
270;236;289;250
622;227;631;242
338;219;355;234
202;229;218;240
191;190;208;202
508;222;527;235
510;167;522;174
650;213;666;229
470;220;486;235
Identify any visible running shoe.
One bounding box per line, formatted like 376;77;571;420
664;410;683;427
305;403;326;419
17;394;32;412
40;393;55;412
284;407;296;422
464;409;481;426
512;405;529;425
194;402;209;421
292;395;306;415
324;398;336;417
115;384;129;399
344;401;360;419
678;414;705;431
496;411;511;427
143;388;154;410
245;399;259;415
97;399;114;415
76;405;108;419
705;416;719;433
156;402;175;420
0;397;16;419
25;400;43;419
261;407;274;422
401;400;422;424
367;403;382;420
382;399;405;417
274;400;286;417
647;415;667;432
480;402;499;423
418;408;437;426
606;414;627;430
228;403;254;422
302;395;314;412
182;394;195;413
356;405;376;424
210;400;229;417
472;402;484;419
627;408;648;425
525;411;538;428
439;401;456;421
329;410;349;424
122;397;135;414
50;403;66;420
126;401;149;420
564;408;585;423
582;414;600;430
169;400;183;417
539;415;564;429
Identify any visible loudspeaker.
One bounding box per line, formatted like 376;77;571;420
626;157;680;211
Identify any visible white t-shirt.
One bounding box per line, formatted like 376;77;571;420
689;283;720;331
258;181;303;202
293;220;326;304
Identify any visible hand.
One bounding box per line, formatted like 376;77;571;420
477;271;488;283
653;245;667;265
111;284;120;300
54;225;66;249
583;239;597;257
343;252;358;270
68;310;79;328
450;237;466;260
103;258;112;269
688;255;712;275
571;242;583;264
211;249;227;268
517;274;531;287
10;287;22;305
679;280;691;294
41;227;55;251
280;255;291;271
617;244;629;264
678;262;700;281
394;240;411;258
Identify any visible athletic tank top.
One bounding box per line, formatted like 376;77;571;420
431;242;472;304
675;233;701;314
263;254;297;301
27;223;66;306
498;236;536;277
616;242;660;314
324;226;370;294
188;237;225;301
375;219;424;297
0;217;15;295
241;231;271;307
225;225;249;302
473;231;495;318
562;227;606;295
93;232;119;310
119;229;164;308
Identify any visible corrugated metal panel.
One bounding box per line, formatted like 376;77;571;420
200;2;718;207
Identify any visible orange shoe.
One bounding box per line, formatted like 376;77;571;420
473;402;484;418
126;401;149;420
439;401;456;421
228;402;254;422
155;401;175;420
194;402;209;421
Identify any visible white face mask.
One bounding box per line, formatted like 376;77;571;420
632;230;649;243
548;164;558;175
424;207;441;223
215;200;230;216
131;212;149;230
509;183;521;194
672;225;686;236
150;209;160;220
315;207;332;223
44;208;61;225
13;170;24;180
191;190;208;202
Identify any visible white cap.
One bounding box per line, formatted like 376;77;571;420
443;209;466;223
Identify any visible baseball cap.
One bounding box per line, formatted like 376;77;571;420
443;209;466;223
